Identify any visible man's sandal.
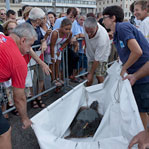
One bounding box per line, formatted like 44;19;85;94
52;80;62;87
11;109;19;116
36;98;46;108
7;105;19;116
31;100;39;109
57;79;64;86
55;86;62;94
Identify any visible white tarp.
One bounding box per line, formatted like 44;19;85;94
25;50;41;87
31;62;144;149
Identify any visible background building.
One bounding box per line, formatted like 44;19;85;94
96;0;135;20
0;0;21;16
21;0;96;15
0;0;96;18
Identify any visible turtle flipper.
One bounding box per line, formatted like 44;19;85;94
64;134;73;139
90;101;98;111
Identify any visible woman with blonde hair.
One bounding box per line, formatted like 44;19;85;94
3;19;17;35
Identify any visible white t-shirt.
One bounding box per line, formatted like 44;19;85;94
17;19;25;25
84;23;111;62
134;17;141;27
138;17;149;43
0;32;4;35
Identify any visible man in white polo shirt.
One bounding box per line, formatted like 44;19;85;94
84;17;111;86
134;0;149;42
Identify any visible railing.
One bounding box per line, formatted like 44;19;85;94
2;42;88;114
21;0;96;5
1;38;118;115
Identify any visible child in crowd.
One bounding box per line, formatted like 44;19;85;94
45;18;72;86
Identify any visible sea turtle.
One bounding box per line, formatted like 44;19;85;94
65;101;103;139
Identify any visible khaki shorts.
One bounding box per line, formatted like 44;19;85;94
88;61;107;77
0;83;7;106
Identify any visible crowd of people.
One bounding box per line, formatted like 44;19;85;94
0;0;149;148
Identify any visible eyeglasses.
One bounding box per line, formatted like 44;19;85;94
0;13;6;15
103;16;110;20
7;28;14;31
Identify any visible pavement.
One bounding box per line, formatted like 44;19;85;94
9;76;95;149
9;83;78;149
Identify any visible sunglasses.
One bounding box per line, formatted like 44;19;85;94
0;13;6;15
7;28;14;31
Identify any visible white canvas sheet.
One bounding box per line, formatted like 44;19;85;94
31;62;144;149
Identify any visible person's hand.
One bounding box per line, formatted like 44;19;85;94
40;41;47;53
41;62;52;75
128;130;149;149
45;29;52;37
86;73;93;86
57;51;60;57
120;67;127;78
70;36;77;45
123;74;136;86
22;117;32;129
71;36;77;42
108;31;113;40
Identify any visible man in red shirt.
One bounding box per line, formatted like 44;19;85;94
0;23;37;149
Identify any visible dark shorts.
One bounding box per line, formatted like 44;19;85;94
0;108;10;135
132;83;149;112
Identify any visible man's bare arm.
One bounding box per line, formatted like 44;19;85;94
13;87;32;129
29;48;51;75
124;61;149;86
133;61;149;81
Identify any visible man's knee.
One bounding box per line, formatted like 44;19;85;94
0;126;11;137
0;127;12;149
96;76;104;83
0;108;11;136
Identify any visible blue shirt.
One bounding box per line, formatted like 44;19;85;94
53;17;80;37
113;22;149;84
76;22;84;34
71;20;81;37
26;19;44;50
53;16;66;30
76;22;84;53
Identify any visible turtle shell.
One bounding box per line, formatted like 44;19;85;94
65;101;103;139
